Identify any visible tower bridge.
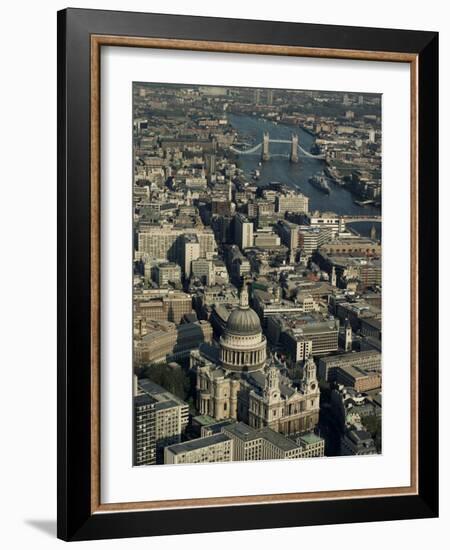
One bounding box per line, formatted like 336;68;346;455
229;131;325;161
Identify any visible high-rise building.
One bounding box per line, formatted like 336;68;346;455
276;220;300;251
133;394;156;466
136;378;190;462
181;234;200;278
206;154;216;177
234;213;254;250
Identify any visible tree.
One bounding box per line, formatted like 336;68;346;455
361;414;382;453
142;363;192;402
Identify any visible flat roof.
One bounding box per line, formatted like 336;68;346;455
224;422;260;442
298;433;324;446
192;415;216;426
319;350;381;364
259;427;299;451
166;433;231;455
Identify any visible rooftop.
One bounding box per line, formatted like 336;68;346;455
165;433;231;455
224;422;260;442
297;432;324;446
259;427;299;451
192;415;216;426
319;350;381;364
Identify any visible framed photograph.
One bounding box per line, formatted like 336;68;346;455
57;8;439;541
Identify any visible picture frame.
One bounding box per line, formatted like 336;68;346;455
57;8;439;541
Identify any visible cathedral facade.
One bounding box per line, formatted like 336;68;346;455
191;286;320;436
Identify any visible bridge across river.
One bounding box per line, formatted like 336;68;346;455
229;131;325;161
340;215;382;224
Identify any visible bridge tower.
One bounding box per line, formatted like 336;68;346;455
261;131;270;161
290;133;299;163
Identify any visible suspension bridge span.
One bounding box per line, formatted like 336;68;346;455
229;131;325;161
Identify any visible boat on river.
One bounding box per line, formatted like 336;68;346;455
308;172;331;195
251;169;260;181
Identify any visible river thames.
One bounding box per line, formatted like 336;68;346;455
228;113;381;239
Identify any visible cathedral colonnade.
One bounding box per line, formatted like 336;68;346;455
219;338;267;372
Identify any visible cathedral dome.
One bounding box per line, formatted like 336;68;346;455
220;285;266;373
226;306;261;336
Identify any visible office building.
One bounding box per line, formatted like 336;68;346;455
135;320;213;365
181;234;200;278
137;226;216;263
276;220;300;251
164;433;233;464
318;350;381;380
333;365;381;392
222;422;324;461
235;213;254;250
191;258;215;285
154;262;181;287
275;192;309;215
298;226;333;258
133;394;156;466
134;291;193;324
268;313;340;358
134;377;190;464
301;211;342;237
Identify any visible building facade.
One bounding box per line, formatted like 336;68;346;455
135;320;213;365
318;349;381;380
133;394;156;466
164;433;233;464
235;213;254;250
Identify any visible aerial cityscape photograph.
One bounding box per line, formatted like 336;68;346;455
132;83;382;467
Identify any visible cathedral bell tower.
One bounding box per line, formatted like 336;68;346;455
264;366;281;400
302;356;318;394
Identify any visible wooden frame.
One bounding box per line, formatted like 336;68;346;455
58;8;439;541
